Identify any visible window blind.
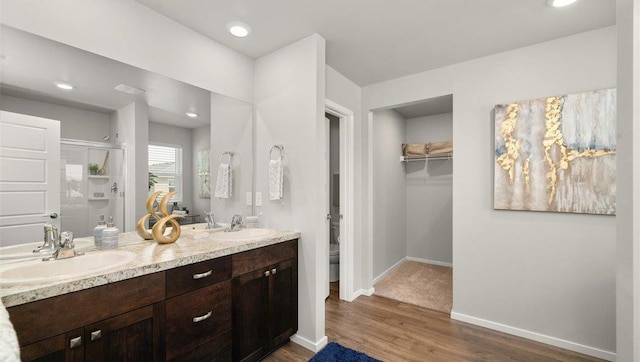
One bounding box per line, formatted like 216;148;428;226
148;144;183;202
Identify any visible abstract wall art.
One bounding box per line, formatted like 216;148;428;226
494;88;616;215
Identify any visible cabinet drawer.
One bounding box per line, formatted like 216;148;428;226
169;330;231;362
232;239;298;277
165;280;232;360
166;255;231;298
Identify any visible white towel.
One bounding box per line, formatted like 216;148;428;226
269;159;284;200
0;299;20;362
214;162;232;199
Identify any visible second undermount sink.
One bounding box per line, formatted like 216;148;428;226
0;250;137;286
209;228;277;240
0;238;94;261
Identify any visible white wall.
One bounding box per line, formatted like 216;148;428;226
372;109;407;278
148;121;193;212
616;0;640;360
192;125;211;221
111;101;149;231
210;94;254;223
363;27;617;359
405;113;452;265
0;95;111;142
0;0;253;103
254;34;327;350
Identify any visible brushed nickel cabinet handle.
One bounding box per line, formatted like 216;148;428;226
192;270;212;279
193;311;212;323
264;270;271;277
271;268;277;275
90;330;102;341
69;336;82;349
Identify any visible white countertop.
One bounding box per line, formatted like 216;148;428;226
0;226;300;308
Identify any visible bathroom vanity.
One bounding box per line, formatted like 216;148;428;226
0;228;300;362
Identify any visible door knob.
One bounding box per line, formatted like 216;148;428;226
326;214;332;220
49;212;58;219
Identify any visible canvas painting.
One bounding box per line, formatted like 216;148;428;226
494;88;616;215
198;149;211;198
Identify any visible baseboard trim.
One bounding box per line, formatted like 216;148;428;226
450;312;616;361
290;334;328;353
373;257;407;284
352;287;375;300
406;256;452;268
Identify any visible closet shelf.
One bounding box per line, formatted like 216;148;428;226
400;154;452;162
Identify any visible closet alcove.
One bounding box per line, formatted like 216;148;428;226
371;94;453;313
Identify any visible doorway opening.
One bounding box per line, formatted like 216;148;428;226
324;100;355;302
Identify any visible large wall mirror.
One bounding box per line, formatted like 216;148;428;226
0;25;253;244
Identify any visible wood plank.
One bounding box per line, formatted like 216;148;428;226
266;284;604;362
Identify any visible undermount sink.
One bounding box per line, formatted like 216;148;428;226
0;250;137;285
0;238;94;261
209;228;277;240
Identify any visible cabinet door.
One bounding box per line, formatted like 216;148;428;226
268;258;298;350
232;267;269;362
20;328;84;362
84;304;159;362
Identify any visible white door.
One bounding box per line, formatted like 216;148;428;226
0;111;60;247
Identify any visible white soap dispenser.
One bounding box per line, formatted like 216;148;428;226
93;214;107;248
101;216;120;250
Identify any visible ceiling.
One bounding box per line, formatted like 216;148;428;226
393;95;453;119
0;25;211;129
135;0;616;87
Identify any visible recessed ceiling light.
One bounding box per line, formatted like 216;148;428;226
54;82;74;90
114;84;145;95
186;112;199;118
226;21;252;38
547;0;578;7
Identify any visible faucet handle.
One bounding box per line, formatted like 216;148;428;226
60;231;74;248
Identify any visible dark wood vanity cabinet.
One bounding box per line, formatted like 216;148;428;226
9;272;166;362
7;239;298;362
231;240;298;362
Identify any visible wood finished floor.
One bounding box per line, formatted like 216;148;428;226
265;282;604;362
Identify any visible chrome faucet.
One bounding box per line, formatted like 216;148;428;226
43;231;84;261
33;224;58;254
228;214;243;232
205;212;216;229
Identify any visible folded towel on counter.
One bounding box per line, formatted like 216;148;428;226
427;141;453;155
214;162;232;199
0;299;20;362
402;143;428;157
269;158;284;200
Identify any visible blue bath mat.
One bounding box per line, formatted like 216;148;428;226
309;342;381;362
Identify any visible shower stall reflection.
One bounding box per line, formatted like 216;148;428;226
61;141;125;238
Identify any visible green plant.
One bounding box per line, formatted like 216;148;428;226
148;172;158;190
89;163;99;174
